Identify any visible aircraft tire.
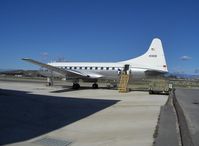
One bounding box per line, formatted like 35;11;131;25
92;83;98;89
73;83;80;89
149;90;154;94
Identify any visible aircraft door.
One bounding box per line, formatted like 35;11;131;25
124;64;130;74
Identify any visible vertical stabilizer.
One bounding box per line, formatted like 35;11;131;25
120;38;168;72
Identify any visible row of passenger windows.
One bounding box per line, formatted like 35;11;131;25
60;66;121;70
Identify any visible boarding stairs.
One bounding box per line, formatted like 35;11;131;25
118;71;130;93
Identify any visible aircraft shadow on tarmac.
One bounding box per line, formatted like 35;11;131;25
51;86;115;93
0;89;119;145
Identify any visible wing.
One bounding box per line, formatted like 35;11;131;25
22;58;103;79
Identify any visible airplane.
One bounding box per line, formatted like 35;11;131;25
22;38;168;89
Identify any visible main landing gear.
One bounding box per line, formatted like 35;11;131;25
72;83;80;89
92;83;98;89
72;83;99;89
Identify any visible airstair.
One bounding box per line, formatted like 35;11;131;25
118;64;130;93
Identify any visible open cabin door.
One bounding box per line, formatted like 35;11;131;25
124;64;131;74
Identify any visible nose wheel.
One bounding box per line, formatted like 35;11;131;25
92;83;98;89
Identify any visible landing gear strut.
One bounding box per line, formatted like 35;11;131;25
46;77;53;86
72;83;80;89
92;83;98;89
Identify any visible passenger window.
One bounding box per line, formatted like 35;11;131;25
95;67;98;70
69;67;72;70
106;67;109;70
112;67;115;70
74;67;77;69
101;67;103;70
85;67;87;70
90;67;92;70
79;67;82;70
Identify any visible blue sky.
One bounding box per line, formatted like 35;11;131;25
0;0;199;74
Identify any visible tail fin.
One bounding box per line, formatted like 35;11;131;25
120;38;168;72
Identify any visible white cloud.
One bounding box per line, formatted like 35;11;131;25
180;56;192;61
41;52;48;57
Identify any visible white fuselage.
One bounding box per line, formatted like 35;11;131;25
48;62;147;80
